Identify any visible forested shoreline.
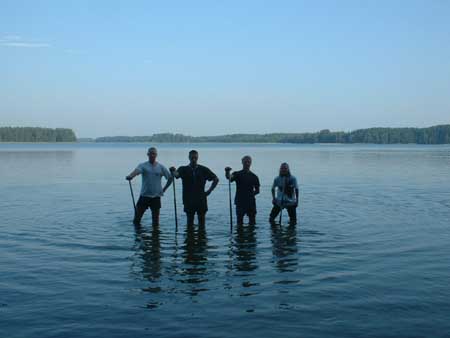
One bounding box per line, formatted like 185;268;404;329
95;125;450;144
2;125;449;144
0;127;77;142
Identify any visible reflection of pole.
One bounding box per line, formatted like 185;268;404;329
129;180;136;213
228;177;233;232
172;175;178;232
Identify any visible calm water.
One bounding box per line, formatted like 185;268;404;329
1;143;450;338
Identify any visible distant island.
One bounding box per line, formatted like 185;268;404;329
95;125;450;144
2;125;449;144
0;127;77;142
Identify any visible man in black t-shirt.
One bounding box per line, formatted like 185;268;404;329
170;150;219;226
225;155;260;226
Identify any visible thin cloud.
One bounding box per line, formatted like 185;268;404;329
0;42;51;48
0;35;50;48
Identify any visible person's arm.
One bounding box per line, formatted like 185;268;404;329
170;166;180;178
254;176;260;196
294;188;299;207
271;179;276;204
126;168;141;180
205;168;219;196
162;166;173;193
206;176;219;196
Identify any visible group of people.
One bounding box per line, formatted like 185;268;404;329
126;147;299;227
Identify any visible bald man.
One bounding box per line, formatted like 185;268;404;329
126;147;172;226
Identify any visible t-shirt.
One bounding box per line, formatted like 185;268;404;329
135;161;170;197
231;170;260;208
177;164;217;208
272;175;299;206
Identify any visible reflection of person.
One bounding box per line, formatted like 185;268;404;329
269;163;299;225
170;150;219;226
270;223;298;273
225;156;260;226
181;223;208;295
233;224;257;272
133;224;162;282
126;147;172;226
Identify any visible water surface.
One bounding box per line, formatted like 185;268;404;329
1;143;450;338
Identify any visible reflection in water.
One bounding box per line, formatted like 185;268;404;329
271;224;298;273
130;221;300;309
133;225;162;283
233;224;258;273
132;224;163;309
179;224;209;295
226;224;259;300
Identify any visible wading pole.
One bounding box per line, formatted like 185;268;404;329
228;176;233;231
172;175;178;231
279;177;285;225
129;180;136;213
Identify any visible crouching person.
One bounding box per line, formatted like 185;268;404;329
269;162;299;225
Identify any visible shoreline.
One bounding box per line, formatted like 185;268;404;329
1;141;450;146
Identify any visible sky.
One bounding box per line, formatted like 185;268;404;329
1;0;449;138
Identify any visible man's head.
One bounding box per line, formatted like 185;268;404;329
279;162;290;176
241;155;252;170
147;147;158;163
189;150;199;166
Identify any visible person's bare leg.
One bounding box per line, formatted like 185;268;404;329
133;198;147;225
151;209;160;226
198;212;206;227
248;212;256;225
269;205;281;223
186;212;195;226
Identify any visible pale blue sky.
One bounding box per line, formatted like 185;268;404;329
1;0;449;137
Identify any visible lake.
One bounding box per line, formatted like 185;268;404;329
1;143;450;338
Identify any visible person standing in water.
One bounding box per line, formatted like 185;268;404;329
126;147;172;226
170;150;219;226
269;162;299;225
225;155;260;226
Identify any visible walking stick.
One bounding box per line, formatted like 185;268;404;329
228;175;233;231
279;199;283;225
172;175;178;231
279;177;285;225
128;180;136;213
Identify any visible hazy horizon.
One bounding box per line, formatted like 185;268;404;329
1;1;450;138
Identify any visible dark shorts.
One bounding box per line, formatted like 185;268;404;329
184;202;207;214
184;206;207;214
236;205;257;216
137;196;161;212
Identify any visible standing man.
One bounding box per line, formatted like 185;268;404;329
126;147;172;226
225;155;260;226
170;150;219;226
269;162;299;225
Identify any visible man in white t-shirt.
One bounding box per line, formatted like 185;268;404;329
126;147;172;226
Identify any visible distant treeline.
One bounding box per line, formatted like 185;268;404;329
0;127;77;142
96;125;450;144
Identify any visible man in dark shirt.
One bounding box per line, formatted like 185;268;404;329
170;150;219;226
225;155;260;226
